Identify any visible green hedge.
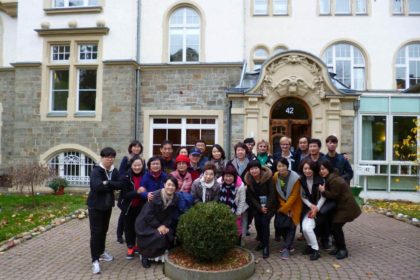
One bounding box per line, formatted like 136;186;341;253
177;202;238;262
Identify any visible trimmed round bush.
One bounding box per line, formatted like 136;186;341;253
177;201;238;262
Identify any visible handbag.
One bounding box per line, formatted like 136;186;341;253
274;212;294;229
319;199;336;215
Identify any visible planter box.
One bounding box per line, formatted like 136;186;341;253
164;247;255;280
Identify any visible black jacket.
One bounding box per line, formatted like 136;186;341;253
87;165;123;210
119;170;144;213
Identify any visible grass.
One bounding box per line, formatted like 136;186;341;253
0;193;87;243
368;200;420;220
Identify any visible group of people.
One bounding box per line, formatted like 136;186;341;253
87;135;361;274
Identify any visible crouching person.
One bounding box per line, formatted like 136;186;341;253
135;176;180;268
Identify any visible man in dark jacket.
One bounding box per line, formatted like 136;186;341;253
325;135;353;185
87;147;123;274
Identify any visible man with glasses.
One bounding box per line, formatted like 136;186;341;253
87;147;123;274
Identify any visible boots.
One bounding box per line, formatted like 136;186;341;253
141;256;151;268
262;246;269;258
336;249;348;260
310;250;321;261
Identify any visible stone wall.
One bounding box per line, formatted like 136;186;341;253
341;115;355;161
2;64;137;170
0;69;15;173
139;66;242;151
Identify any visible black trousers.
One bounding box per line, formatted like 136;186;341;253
124;206;142;248
254;212;271;248
277;225;296;250
89;208;112;262
331;222;346;250
117;210;124;238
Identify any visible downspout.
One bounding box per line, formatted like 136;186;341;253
227;100;232;158
134;0;142;140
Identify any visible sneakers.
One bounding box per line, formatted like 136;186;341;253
280;247;295;253
126;248;135;260
281;248;290;260
92;260;101;274
99;251;114;262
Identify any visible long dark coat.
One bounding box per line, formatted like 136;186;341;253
323;172;361;223
135;190;179;258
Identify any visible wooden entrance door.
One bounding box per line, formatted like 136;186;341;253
270;98;311;155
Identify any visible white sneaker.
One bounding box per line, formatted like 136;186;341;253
92;260;101;274
99;251;114;262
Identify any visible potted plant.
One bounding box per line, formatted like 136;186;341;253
48;177;69;195
164;202;255;280
351;185;363;205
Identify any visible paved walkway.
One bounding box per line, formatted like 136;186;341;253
0;210;419;280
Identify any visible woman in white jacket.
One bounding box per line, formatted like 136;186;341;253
218;164;248;245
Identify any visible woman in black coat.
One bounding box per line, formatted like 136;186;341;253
244;160;276;259
135;176;179;268
120;155;145;260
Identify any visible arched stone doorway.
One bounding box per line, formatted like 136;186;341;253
270;97;311;155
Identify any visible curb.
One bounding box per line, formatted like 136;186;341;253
362;205;420;228
0;208;88;253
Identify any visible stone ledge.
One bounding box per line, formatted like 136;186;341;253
362;204;420;227
0;208;88;253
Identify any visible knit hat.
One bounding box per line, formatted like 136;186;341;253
244;137;255;144
247;160;262;171
175;154;190;165
222;164;238;182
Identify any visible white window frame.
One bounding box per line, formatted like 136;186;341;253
335;0;351;14
273;0;289;15
49;69;69;113
48;151;96;186
52;0;98;8
76;68;97;112
254;0;269;15
395;43;420;90
320;0;368;15
323;43;366;90
169;7;200;63
78;44;98;62
355;0;368;14
149;117;218;155
51;45;70;63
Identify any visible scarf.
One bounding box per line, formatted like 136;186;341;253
161;189;174;209
151;170;162;179
231;157;249;177
276;170;300;201
200;176;215;202
219;183;237;214
257;153;268;166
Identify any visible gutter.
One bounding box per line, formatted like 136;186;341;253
134;0;142;140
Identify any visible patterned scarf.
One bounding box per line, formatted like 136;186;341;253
219;183;237;214
161;189;174;209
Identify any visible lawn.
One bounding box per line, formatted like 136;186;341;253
0;193;87;242
368;200;420;220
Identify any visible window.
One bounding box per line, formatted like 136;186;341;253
393;116;418;161
409;0;420;13
254;0;269;15
169;7;200;63
319;0;331;14
322;43;366;90
48;151;96;186
272;46;288;55
320;0;367;15
336;0;351;14
47;41;99;115
150;117;217;156
395;43;420;90
52;0;98;8
273;0;288;15
253;0;289;15
392;0;420;14
361;116;387;161
252;47;269;70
